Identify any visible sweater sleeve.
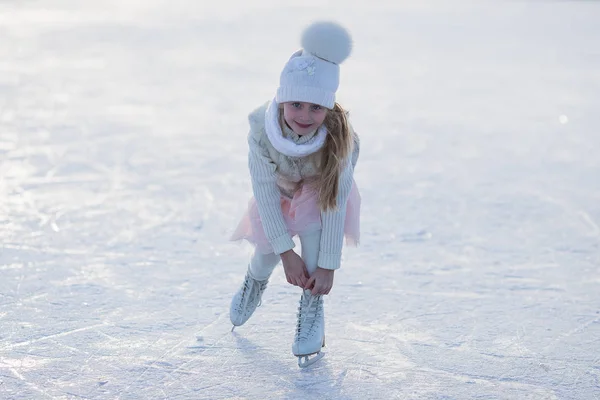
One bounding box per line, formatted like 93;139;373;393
248;133;296;255
318;159;355;270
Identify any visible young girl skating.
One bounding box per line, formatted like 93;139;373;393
229;21;360;368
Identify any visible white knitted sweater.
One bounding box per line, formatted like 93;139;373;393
247;102;359;270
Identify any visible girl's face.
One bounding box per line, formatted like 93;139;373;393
282;102;327;136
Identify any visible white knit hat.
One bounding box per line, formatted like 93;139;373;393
276;21;353;109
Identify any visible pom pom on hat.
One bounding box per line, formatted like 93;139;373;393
301;21;353;65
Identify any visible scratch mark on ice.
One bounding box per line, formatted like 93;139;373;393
7;367;53;399
578;211;600;236
0;323;108;351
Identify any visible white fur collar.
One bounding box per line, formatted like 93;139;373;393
264;98;327;157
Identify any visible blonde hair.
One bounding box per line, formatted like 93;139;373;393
317;103;353;211
279;103;353;212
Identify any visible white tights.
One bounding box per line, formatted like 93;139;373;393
249;229;321;281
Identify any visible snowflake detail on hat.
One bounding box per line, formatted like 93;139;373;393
288;57;316;75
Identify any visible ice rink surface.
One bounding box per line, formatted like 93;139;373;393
1;1;599;399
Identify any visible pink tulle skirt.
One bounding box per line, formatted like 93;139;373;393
230;181;361;254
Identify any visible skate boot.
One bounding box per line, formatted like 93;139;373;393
292;289;325;368
229;268;268;330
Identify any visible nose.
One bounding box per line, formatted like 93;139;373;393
299;107;311;121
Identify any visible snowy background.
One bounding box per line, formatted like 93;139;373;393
1;0;599;399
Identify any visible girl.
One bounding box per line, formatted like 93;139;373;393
229;21;360;368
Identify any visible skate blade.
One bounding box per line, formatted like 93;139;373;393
297;351;325;368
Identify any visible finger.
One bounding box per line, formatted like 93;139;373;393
311;284;321;296
318;283;329;296
289;275;296;286
302;277;310;290
302;265;310;279
297;274;307;288
305;276;315;290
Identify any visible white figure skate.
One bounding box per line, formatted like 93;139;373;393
292;289;325;368
229;269;268;330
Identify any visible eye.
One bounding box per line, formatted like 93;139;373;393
310;104;322;111
291;102;301;108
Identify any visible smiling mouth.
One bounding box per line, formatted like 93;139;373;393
295;122;312;129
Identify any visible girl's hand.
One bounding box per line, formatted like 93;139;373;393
305;267;334;295
280;250;310;288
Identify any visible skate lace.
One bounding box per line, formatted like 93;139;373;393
295;293;322;341
255;280;268;307
236;274;268;312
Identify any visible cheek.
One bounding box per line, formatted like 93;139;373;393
314;113;327;126
283;108;296;125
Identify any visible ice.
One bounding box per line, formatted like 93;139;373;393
1;1;599;399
